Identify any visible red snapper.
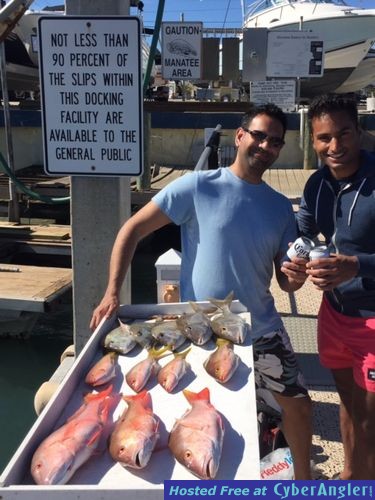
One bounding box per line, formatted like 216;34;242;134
168;388;224;479
31;385;118;485
109;391;159;469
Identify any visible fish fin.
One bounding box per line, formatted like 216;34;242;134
188;301;201;313
123;390;152;409
86;428;103;447
208;291;234;310
183;387;210;404
118;318;131;331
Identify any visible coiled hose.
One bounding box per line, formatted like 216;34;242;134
0;152;70;204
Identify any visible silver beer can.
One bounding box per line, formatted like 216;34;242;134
309;245;330;261
286;236;315;260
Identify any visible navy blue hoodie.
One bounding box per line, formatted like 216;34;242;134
297;149;375;317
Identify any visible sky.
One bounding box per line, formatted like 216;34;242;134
30;0;375;30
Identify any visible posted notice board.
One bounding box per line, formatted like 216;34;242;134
38;16;143;176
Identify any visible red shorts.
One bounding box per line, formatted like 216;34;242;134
318;296;375;392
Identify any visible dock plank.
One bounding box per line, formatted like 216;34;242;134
0;223;70;240
0;264;72;312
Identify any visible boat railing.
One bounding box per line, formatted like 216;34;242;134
194;124;222;171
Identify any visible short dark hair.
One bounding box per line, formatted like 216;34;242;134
307;93;358;129
241;103;287;137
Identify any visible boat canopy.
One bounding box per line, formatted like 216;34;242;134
246;0;350;17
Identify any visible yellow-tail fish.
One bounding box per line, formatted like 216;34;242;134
203;338;240;383
125;345;171;392
157;347;192;393
85;352;118;387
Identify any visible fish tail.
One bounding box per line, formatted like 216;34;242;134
109;352;119;362
84;384;113;403
174;346;192;359
208;291;234;310
216;338;232;347
148;344;172;360
183;387;210;404
123;390;152;409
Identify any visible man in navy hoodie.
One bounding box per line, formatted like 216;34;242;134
284;94;375;479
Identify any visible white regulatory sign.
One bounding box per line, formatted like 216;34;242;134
267;31;324;78
162;22;202;80
250;80;296;111
38;16;143;176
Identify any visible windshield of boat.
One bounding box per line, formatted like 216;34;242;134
247;0;349;17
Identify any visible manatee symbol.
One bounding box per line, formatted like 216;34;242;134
167;38;197;56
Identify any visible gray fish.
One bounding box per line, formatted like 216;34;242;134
103;319;137;355
128;322;155;350
203;338;240;384
209;291;248;344
151;319;186;351
176;302;213;345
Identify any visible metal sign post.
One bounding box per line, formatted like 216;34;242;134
0;41;19;222
65;0;132;354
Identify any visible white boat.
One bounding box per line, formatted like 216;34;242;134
243;0;375;97
335;47;375;94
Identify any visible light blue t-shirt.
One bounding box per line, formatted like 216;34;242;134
153;167;297;339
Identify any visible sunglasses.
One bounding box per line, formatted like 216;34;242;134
242;127;285;149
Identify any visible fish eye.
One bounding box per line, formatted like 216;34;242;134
185;450;192;459
215;367;220;373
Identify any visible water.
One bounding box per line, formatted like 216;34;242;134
0;308;73;473
0;238;169;475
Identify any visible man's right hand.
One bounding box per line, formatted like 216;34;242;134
90;293;120;331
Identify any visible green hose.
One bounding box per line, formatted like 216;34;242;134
0;152;70;204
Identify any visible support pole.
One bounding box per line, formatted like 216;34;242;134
303;111;316;170
66;0;131;354
0;41;19;222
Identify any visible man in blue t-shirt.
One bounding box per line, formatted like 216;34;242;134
90;103;312;479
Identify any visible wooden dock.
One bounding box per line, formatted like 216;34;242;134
0;264;72;312
0;166;315;209
0;168;314;316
